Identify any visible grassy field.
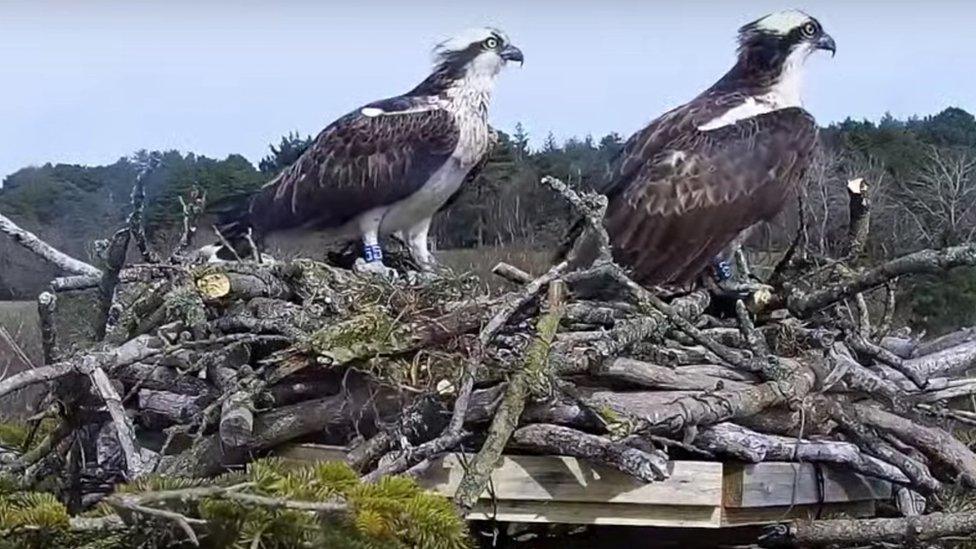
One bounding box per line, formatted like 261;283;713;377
0;301;41;364
0;300;42;417
437;245;553;293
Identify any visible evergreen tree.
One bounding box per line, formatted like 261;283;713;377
259;131;313;175
599;132;625;158
543;131;558;153
512;122;530;162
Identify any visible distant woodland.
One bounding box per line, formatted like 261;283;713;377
2;107;976;334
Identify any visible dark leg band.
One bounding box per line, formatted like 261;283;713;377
363;244;383;263
714;258;733;282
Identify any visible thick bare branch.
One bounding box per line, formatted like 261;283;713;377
511;423;668;482
0;212;101;276
766;510;976;547
787;243;976;316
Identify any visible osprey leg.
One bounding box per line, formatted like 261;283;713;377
358;211;386;264
404;217;435;268
353;214;397;279
360;229;386;268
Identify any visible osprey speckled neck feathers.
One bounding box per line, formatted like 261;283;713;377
211;28;523;275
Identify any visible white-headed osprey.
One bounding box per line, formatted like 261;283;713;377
581;10;835;286
215;28;523;273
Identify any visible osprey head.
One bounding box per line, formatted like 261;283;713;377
737;10;836;69
432;28;524;80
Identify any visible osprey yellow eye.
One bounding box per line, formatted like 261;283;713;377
800;22;818;38
484;37;499;49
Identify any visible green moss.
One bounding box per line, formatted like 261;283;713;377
164;286;207;327
0;420;56;451
522;305;562;399
306;309;401;366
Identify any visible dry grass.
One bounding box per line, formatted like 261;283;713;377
0;300;42;418
0;301;41;365
437;245;554;294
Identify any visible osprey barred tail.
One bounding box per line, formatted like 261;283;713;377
214;28;523;272
576;10;835;287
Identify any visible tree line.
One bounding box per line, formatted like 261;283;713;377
2;107;976;332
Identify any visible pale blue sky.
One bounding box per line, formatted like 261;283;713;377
0;0;973;180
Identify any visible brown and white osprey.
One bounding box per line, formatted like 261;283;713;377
583;10;835;286
213;28;523;274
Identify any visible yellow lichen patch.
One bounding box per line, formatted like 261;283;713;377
196;273;231;300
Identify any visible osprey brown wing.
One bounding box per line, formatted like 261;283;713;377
246;100;459;234
605;107;818;286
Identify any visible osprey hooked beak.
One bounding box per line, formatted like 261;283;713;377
815;33;837;57
500;44;524;66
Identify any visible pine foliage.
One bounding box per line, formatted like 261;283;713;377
0;459;469;549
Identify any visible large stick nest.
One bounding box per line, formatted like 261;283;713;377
4;176;976;547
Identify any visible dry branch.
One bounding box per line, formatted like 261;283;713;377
511;423;668;481
127;162;160;263
853;402;976;487
694;422;909;484
766;511;976;547
94;228;131;340
37;291;58;364
78;356;150;478
0;323;34;372
454;281;565;508
0;212;101;276
787;243;976;316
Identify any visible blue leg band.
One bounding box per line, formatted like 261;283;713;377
714;259;733;282
363;244;383;263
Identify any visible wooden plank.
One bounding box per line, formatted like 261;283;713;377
273;445;722;508
274;446;890;529
466;500;722;528
723;462;892;508
420;454;723;507
722;500;876;527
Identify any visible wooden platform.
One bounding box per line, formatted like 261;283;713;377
277;444;892;528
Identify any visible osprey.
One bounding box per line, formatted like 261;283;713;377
215;28;523;273
583;10;835;286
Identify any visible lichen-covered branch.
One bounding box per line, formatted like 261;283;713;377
511;423;668;481
765;511;976;547
127;162;161;263
694;422;909;484
94;228;131;340
454;284;565;508
0;212;101;277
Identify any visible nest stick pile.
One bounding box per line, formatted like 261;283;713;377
4;176;976;546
